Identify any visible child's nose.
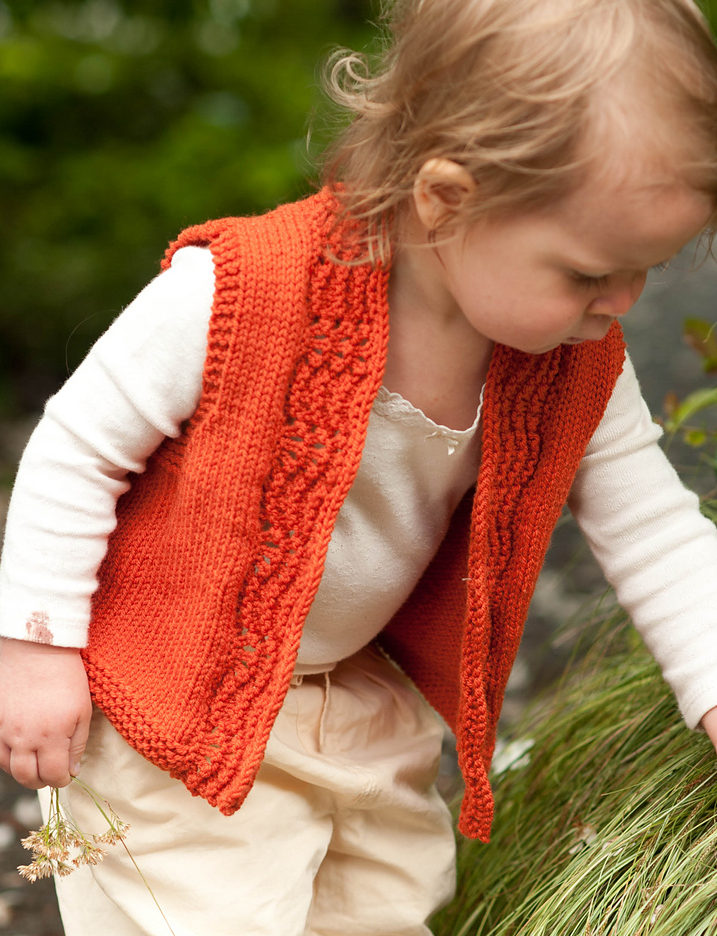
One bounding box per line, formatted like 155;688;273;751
589;271;647;319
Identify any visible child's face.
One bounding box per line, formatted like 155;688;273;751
432;171;712;356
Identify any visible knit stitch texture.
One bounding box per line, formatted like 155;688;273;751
83;189;625;841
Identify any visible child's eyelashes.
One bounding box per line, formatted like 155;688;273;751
570;271;611;291
570;260;672;291
651;260;672;274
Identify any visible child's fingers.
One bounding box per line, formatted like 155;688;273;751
68;711;91;777
8;739;75;789
37;738;75;788
700;706;717;753
8;747;43;790
0;739;11;778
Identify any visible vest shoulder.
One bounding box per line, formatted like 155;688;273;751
161;190;338;272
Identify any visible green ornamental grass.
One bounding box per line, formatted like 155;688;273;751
435;589;717;935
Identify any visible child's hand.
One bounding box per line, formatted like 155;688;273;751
700;706;717;754
0;638;92;790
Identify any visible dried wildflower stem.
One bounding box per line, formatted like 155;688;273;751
18;785;110;881
69;778;178;936
19;777;177;936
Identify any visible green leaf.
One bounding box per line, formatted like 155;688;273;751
683;317;717;370
683;428;707;447
664;387;717;434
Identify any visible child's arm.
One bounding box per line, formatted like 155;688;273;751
0;639;91;788
0;246;214;786
569;353;717;739
0;246;214;648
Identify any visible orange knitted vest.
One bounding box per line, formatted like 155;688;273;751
83;188;625;842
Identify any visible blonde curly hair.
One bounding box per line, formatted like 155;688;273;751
322;0;717;263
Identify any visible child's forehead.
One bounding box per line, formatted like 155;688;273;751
578;59;710;190
543;171;712;269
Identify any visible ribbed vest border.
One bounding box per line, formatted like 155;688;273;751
84;189;390;817
382;325;625;839
83;188;625;843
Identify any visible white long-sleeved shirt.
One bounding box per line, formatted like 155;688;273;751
2;246;717;729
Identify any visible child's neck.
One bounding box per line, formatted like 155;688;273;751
384;244;492;431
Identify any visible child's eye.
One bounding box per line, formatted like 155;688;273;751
571;271;610;291
651;260;672;273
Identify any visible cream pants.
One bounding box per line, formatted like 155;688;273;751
41;647;456;936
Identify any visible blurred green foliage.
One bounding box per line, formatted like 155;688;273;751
700;0;717;32
0;0;375;414
2;1;716;417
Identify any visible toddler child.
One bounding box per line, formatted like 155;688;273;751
2;0;717;933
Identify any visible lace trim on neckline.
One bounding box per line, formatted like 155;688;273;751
373;385;484;436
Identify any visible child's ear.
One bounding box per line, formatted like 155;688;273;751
413;158;477;233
